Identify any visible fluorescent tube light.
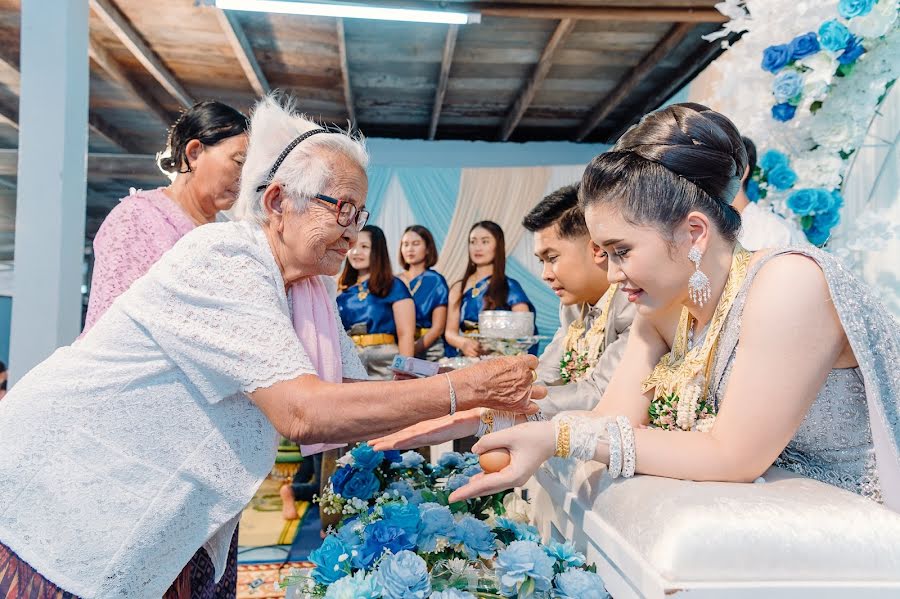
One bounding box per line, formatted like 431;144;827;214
215;0;481;24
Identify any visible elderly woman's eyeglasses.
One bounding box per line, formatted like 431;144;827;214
313;194;369;229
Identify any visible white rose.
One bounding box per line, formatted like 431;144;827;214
811;115;858;152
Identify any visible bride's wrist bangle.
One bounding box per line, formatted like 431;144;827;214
476;409;494;438
552;414;601;461
606;421;623;478
553;417;571;458
616;415;636;478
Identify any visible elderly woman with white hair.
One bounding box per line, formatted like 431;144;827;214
0;96;545;598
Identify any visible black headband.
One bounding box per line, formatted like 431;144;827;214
255;128;328;192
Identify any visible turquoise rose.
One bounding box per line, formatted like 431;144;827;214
818;20;851;52
495;540;555;597
759;149;789;172
814;209;841;230
543;541;586;570
377;550;431;599
767;164;797;191
786;189;818;215
309;535;351;585
351;443;386;471
806;225;832;246
838;0;875;19
553;570;609;599
772;71;803;103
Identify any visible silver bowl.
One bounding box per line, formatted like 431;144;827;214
478;310;534;339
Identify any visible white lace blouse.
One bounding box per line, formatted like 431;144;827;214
0;220;366;598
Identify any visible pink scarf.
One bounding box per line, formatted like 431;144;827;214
291;276;346;456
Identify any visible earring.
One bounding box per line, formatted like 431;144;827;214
688;246;711;307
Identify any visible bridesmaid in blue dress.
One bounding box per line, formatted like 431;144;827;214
338;225;415;379
445;221;536;358
398;225;450;361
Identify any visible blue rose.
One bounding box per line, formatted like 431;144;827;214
786;189;817;216
761;44;791;73
382;502;420;539
815;209;841;230
745;179;761;202
431;590;476;599
377;550;431;599
330;465;354;495
543;541;586;570
831;190;845;210
812;188;835;213
324;571;383;599
360;520;417;568
495;540;556;596
417;502;455;552
351;443;386;471
387;479;415;501
771;103;796;122
806;225;832;246
342;469;381;501
446;474;470;492
766;164;798;191
818;20;851;52
392;450;426;470
553;570;609;599
449;515;497;560
309;535;351;585
383;450;402;463
496;517;541;543
759;149;789;172
437;452;466;470
789;32;820;60
838;0;875;19
839;35;865;65
772;70;803;103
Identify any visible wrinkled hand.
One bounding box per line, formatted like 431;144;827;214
448;421;556;502
370;409;481;451
456;354;547;415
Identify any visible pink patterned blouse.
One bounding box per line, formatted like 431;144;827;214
83;187;196;334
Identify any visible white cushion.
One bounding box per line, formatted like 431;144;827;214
526;460;900;596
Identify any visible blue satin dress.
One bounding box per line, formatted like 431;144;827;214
337;277;412;378
451;275;537;356
406;269;450;361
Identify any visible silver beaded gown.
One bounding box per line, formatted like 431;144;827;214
707;246;900;508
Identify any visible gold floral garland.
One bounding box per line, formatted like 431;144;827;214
642;246;752;432
559;284;618;383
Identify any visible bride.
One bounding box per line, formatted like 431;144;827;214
382;103;900;511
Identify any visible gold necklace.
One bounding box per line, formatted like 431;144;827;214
471;277;488;298
356;282;369;301
559;284;618;383
643;245;752;431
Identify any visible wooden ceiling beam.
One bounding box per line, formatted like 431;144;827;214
88;37;173;127
90;0;194;108
428;24;459;141
215;9;270;98
499;18;575;141
575;22;693;141
336;18;356;126
0;149;167;181
0;52;136;152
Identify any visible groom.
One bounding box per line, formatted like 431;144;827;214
523;183;635;416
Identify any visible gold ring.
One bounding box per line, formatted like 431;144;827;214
531;369;538;383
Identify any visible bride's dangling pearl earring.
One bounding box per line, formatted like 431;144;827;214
688;246;711;307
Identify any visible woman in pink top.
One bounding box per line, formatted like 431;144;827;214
83;100;249;599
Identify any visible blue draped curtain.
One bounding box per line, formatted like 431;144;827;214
395;167;461;249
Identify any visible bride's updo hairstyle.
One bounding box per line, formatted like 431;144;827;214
579;103;746;244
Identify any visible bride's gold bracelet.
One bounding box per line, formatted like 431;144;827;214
554;420;571;458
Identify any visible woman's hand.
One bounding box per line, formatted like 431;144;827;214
370;408;481;451
454;355;546;415
448;421;556;502
460;337;482;358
